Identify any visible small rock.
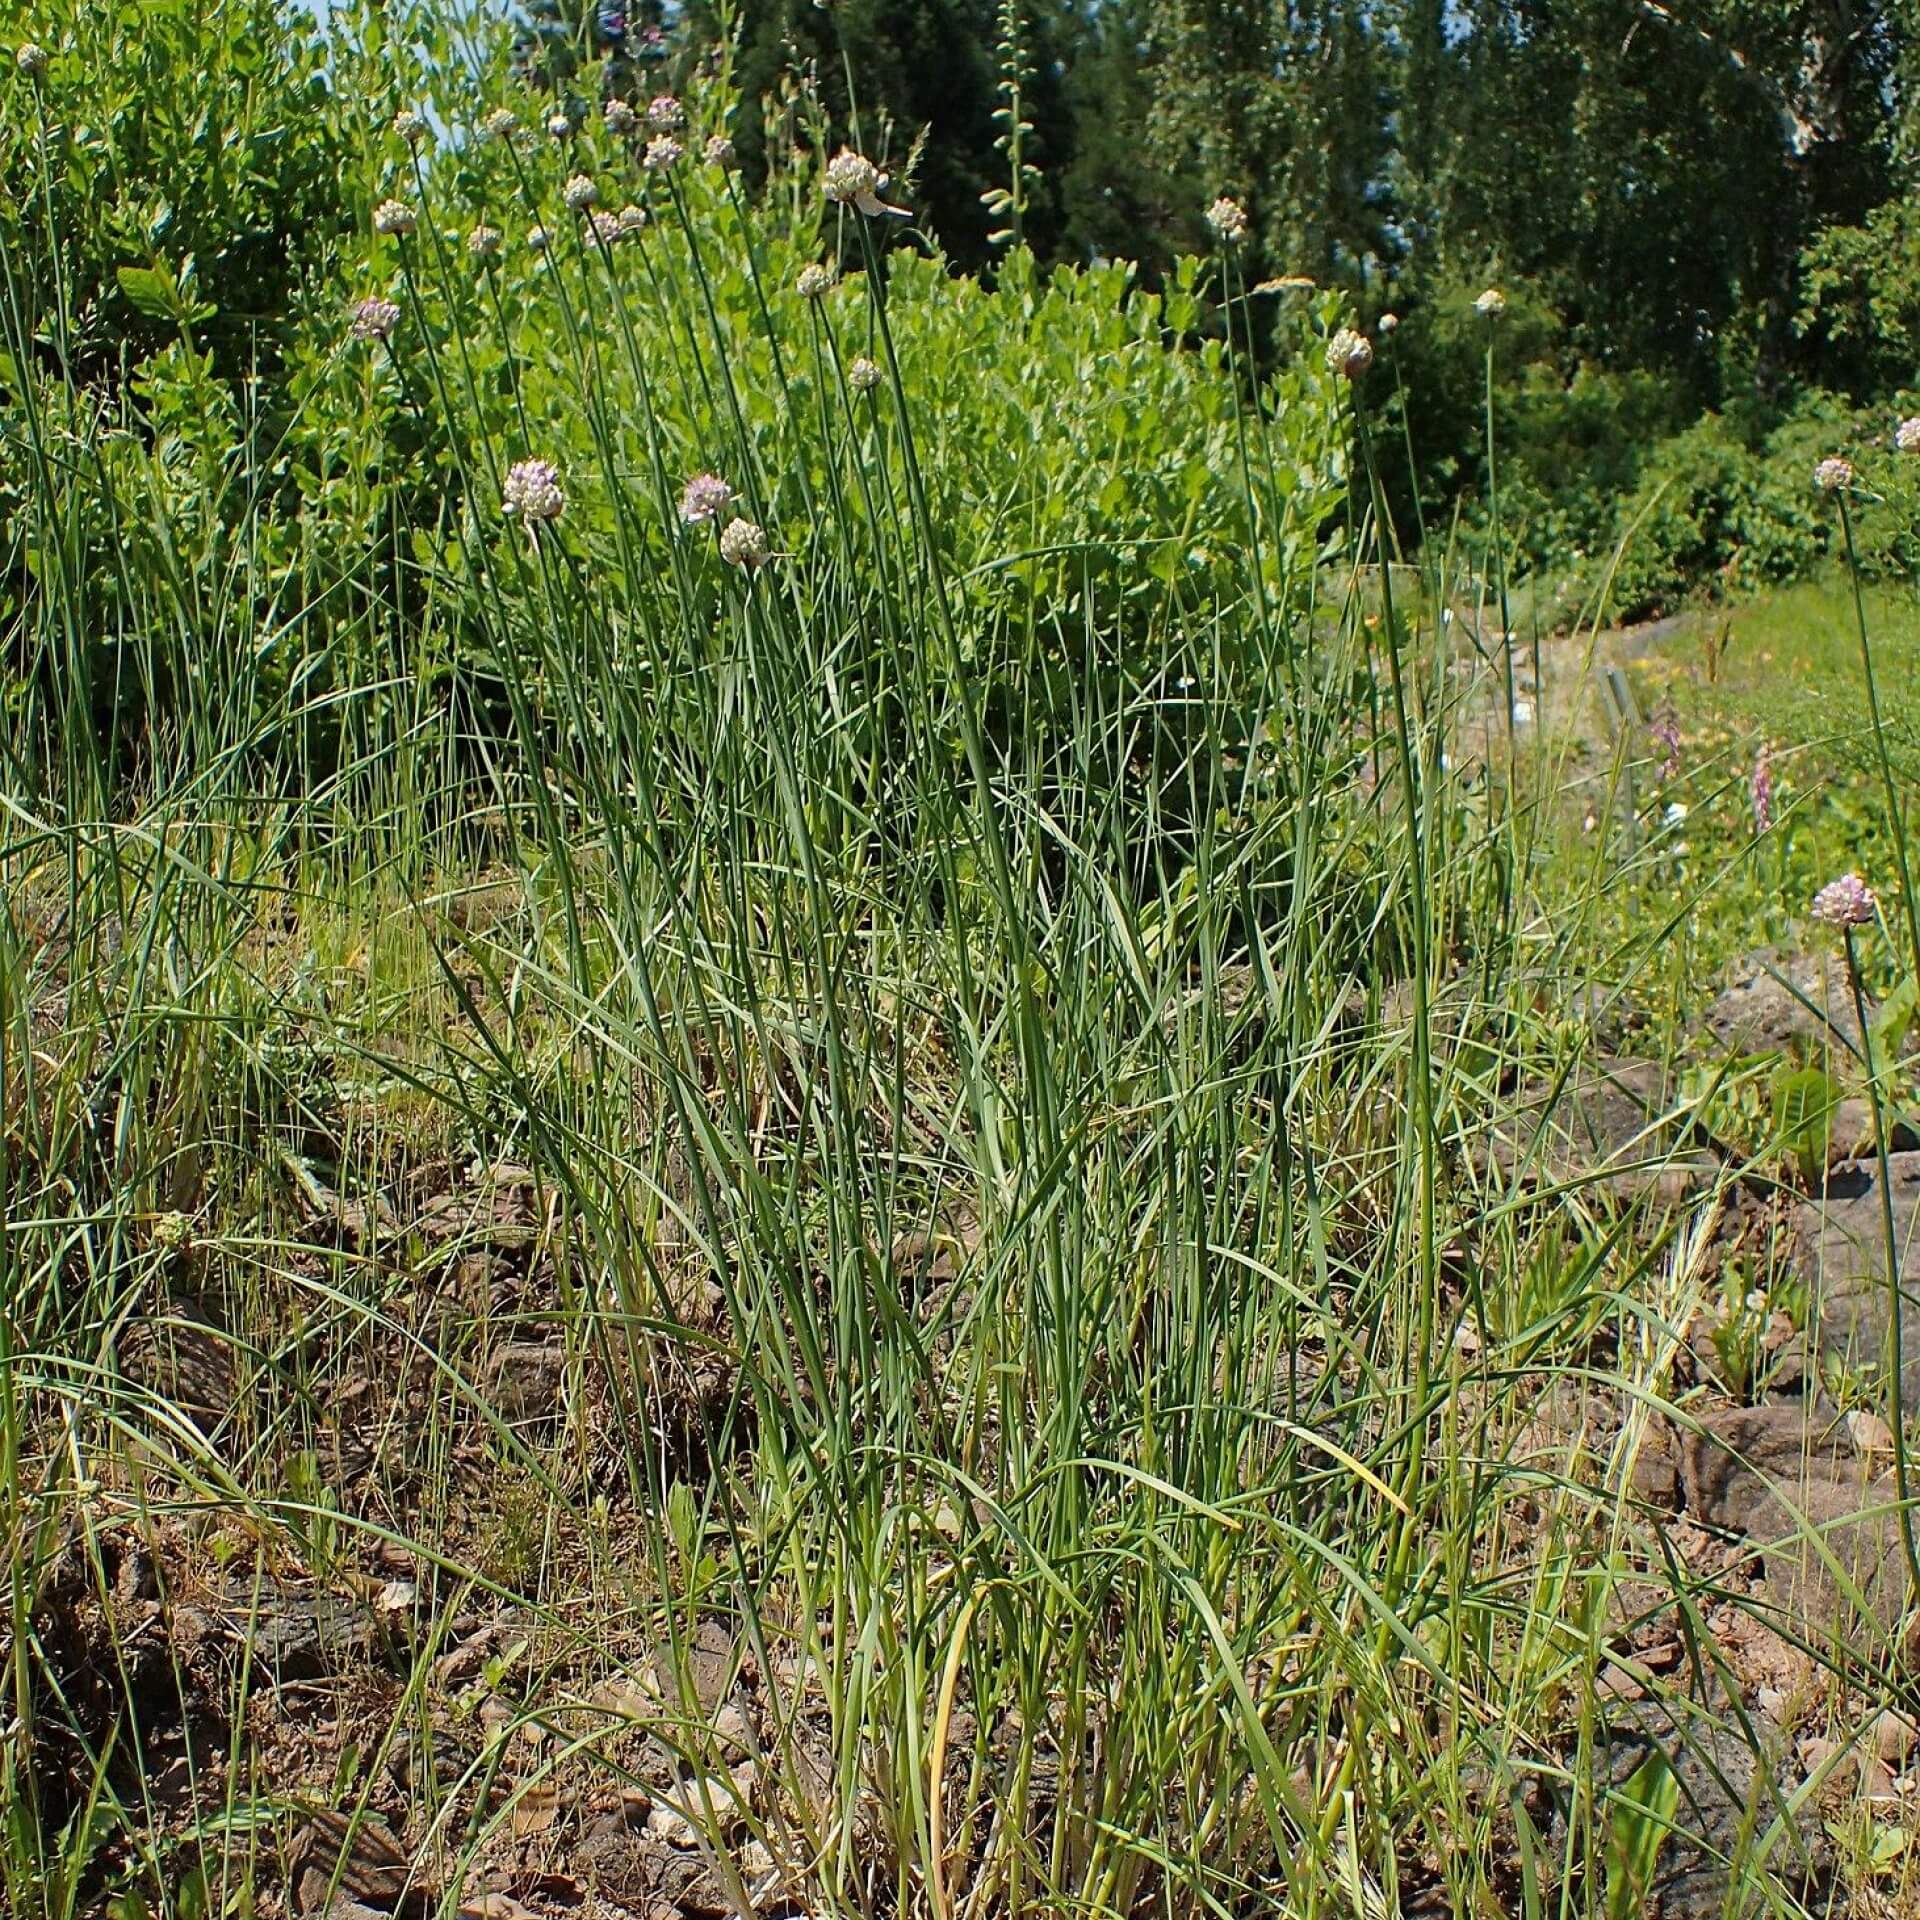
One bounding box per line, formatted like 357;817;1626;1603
713;1700;753;1756
646;1803;701;1849
1848;1410;1896;1459
1873;1709;1919;1765
481;1343;565;1421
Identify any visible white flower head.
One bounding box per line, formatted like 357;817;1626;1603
1474;287;1507;319
350;296;401;342
1897;417;1920;455
547;110;573;139
848;356;882;392
647;94;686;132
824;148;908;218
706;133;737;170
479;107;520;143
1814;455;1854;493
1378;311;1399;336
796;263;836;300
504;458;565;526
564;173;598;213
467;224;503;258
616;203;648;238
643;133;684;171
605;98;639;135
1326;327;1374;381
393;108;426;144
372;198;417;236
588;209;624;246
527;223;550;253
719;518;771;570
1205;196;1249;244
16;41;47;76
679;472;735;524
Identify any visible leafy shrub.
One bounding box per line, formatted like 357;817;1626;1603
0;0;362;384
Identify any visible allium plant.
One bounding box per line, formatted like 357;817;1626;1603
349;296;401;342
824;149;907;218
679;473;735;525
719;519;771;569
503;459;565;527
1811;872;1877;928
1205;197;1249;244
1325;329;1373;381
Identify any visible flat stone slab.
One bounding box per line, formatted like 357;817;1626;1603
1588;1685;1831;1920
1704;948;1870;1060
1480;1057;1718;1203
1794;1152;1920;1403
1676;1402;1906;1629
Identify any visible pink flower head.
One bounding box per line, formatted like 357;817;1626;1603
1750;745;1773;832
679;472;735;525
350;296;401;342
647;95;686;133
1815;455;1854;493
1648;709;1681;781
1811;872;1877;929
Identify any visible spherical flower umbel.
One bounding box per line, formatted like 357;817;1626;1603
527;224;550;252
1811;871;1877;929
372;198;417;236
848;356;882;393
679;472;735;525
1205;196;1249;244
643;134;683;171
350;296;401;342
605;98;639;135
468;224;503;258
1378;311;1399;336
1814;455;1854;493
647;94;686;132
563;173;598;213
1897;417;1920;455
1475;287;1507;319
393;108;426;144
719;519;771;570
547;111;572;139
479;107;519;143
824;148;908;219
616;204;648;238
796;263;836;300
503;458;565;527
1326;327;1374;381
706;134;737;170
588;209;625;247
16;41;47;76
